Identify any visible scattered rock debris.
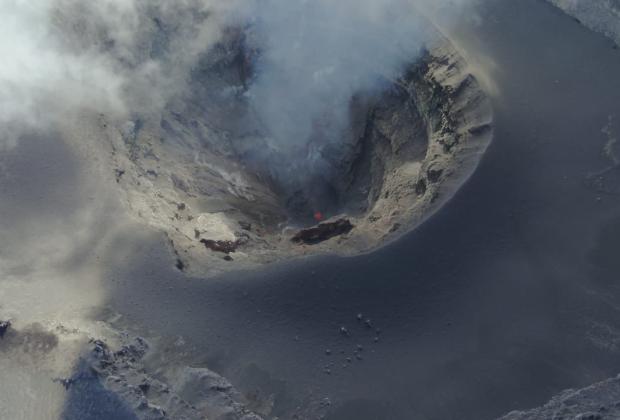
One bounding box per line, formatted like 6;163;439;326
291;218;354;245
332;314;384;366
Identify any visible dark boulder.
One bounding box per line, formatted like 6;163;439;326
292;218;354;245
200;239;238;254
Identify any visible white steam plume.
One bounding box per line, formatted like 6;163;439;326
0;0;478;166
0;1;124;149
0;0;245;149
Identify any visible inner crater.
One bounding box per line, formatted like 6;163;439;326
103;27;493;276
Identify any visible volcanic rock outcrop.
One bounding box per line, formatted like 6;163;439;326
62;336;264;420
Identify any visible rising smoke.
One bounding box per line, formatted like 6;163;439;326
243;0;429;194
0;0;477;174
0;0;246;149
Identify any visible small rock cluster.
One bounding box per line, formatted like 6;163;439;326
322;313;383;375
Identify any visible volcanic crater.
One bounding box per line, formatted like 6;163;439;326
95;27;493;276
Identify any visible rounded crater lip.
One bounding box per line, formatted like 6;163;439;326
109;35;493;276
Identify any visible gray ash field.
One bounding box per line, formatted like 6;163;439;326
3;0;620;419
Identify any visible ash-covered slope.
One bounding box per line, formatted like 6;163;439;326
491;4;620;419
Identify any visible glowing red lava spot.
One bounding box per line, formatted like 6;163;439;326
313;211;324;222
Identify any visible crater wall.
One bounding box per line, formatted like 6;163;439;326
86;31;493;277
